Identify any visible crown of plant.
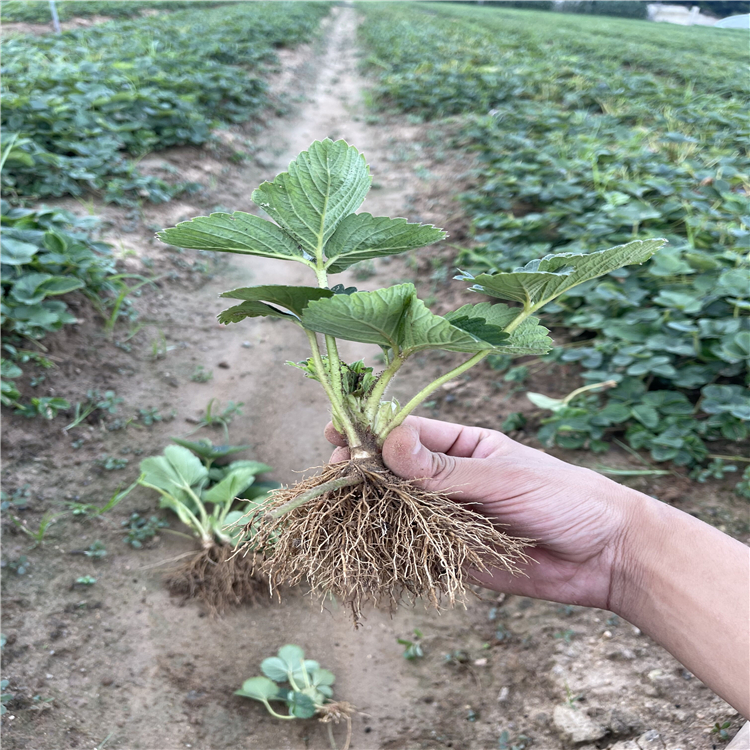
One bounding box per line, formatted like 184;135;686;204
159;138;664;458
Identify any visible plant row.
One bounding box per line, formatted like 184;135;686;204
359;3;749;467
0;1;229;24
1;2;330;204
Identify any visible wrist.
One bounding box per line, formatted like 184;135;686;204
605;485;663;617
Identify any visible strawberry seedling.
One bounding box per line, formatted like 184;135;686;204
160;139;664;624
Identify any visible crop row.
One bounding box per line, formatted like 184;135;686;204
359;2;749;467
0;1;228;24
1;2;330;204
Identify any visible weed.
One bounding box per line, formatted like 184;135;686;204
95;455;129;471
75;575;97;586
84;541;107;560
122;513;168;549
4;555;30;575
397;629;424;660
66;480;137;518
187;399;244;440
65;390;122;431
11;511;64;545
190;365;213;383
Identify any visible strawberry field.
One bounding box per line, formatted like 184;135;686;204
1;3;748;750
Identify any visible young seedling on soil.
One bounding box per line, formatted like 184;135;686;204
236;644;353;750
137;440;273;612
159;139;664;623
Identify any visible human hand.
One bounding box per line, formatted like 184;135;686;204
326;415;645;611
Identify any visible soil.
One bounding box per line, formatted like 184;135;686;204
1;7;747;750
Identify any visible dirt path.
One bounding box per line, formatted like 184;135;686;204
2;7;744;750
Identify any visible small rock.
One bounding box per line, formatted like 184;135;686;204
610;742;639;750
497;686;510;702
473;658;487;667
636;730;665;749
100;676;114;686
218;361;230;369
553;704;607;743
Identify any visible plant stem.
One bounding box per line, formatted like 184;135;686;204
364;353;406;422
304;329;360;448
268;475;363;519
262;700;295;720
380;350;490;439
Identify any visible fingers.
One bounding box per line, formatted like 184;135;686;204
329;446;350;463
324;422;348;447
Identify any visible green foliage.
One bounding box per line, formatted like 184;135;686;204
2;2;330;203
560;1;648;19
162;139;674;452
75;575;97;586
236;644;338;720
137;440;273;547
122;513;168;549
359;3;749;466
1;202;132;417
187;399;244;440
1;680;13;716
397;629;424;660
84;541;107;559
735;467;750;500
0;1;227;23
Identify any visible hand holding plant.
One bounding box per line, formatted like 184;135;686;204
159;138;664;624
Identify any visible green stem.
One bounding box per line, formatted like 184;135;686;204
364;353;406;422
268;475;363;519
263;700;295;720
380;350;490;439
325;334;345;402
304;329;359;448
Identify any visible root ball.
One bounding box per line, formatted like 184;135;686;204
164;543;266;615
242;460;531;624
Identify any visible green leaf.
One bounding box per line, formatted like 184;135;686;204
287;691;316;719
324;213;446;273
631;404;659;429
202;467;258;507
526;392;565;412
462;239;665;310
11;273;53;305
235;676;280;702
218;301;295;325
217;286;335;325
311;668;335;687
301;284;510;354
261;657;291;683
140;445;207;491
301;284;413;349
446;303;552;355
158;211;306;263
169;438;250;462
277;644;306;672
40;277;85;296
220;285;333;317
252;139;370;259
398;295;507;354
1;237;38;265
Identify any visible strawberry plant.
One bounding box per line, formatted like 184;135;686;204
137;439;274;612
236;644;353;748
160;139;663;623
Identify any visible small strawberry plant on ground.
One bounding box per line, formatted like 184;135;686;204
160;139;664;623
237;644;353;749
137;438;275;612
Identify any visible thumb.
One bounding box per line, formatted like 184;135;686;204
382;424;472;496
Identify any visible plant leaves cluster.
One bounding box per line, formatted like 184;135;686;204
0;1;228;23
161;138;662;449
360;2;748;466
1;201;131;416
236;644;336;720
137;439;276;547
1;2;330;204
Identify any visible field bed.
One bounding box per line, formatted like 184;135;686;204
360;1;749;475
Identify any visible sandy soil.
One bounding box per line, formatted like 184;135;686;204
1;7;746;750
